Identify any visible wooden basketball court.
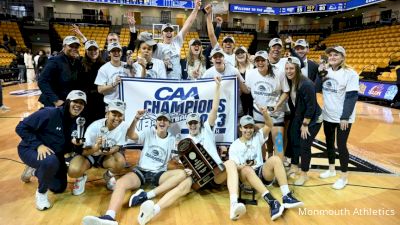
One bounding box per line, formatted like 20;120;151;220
0;83;399;225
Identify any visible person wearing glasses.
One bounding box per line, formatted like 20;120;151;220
82;111;191;225
38;36;83;107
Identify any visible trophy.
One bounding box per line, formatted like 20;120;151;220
319;55;329;78
100;126;110;152
75;117;86;142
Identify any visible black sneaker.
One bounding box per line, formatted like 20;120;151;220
128;189;148;207
282;192;304;209
82;215;118;225
268;200;284;221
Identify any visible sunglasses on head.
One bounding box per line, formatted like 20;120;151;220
188;121;199;125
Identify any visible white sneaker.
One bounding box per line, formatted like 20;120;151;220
319;170;336;179
138;200;155;225
72;174;87;196
332;178;348;190
21;166;36;183
103;170;116;191
35;190;51;210
230;202;246;220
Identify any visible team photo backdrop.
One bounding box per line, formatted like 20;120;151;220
120;76;238;145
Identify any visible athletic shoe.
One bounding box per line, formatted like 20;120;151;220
319;170;336;179
35;190;51;211
294;175;309;186
229;202;246;220
0;105;10;111
72;174;87;196
137;200;155;225
268;200;284;221
129;189;148;207
21;166;35;183
103;170;116;191
82;215;118;225
282;192;304;208
332;178;348;190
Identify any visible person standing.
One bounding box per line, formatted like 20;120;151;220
317;46;359;190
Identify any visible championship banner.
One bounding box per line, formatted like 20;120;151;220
119;76;238;145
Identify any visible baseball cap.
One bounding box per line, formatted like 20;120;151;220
156;111;171;121
107;99;126;115
210;47;225;58
186;113;200;123
107;42;122;52
138;31;157;46
189;38;202;46
268;38;283;47
161;23;174;32
222;35;235;43
84;40;99;50
63;36;80;46
235;46;248;54
294;39;308;48
254;50;268;60
66;90;87;104
325;46;346;57
240;115;255;127
286;56;301;67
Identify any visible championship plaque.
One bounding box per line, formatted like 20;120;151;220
178;138;224;190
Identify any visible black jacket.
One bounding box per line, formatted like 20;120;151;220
305;59;318;83
38;53;82;106
101;30;137;62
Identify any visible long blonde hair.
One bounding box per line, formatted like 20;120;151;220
187;46;206;67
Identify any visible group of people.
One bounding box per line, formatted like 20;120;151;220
15;1;359;225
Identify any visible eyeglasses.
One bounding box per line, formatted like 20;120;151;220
188;121;199;125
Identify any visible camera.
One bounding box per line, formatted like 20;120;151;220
146;61;153;70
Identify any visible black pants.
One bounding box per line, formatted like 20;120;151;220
323;120;352;173
288;119;321;172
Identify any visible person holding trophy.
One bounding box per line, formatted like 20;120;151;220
68;99;131;195
17;90;87;210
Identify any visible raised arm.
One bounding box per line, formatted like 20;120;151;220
127;16;137;51
260;107;273;137
126;109;146;141
205;5;218;48
71;24;88;44
208;76;222;126
179;0;201;39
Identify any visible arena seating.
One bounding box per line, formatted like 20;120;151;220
0;21;26;51
0;48;16;67
307;25;400;75
291;34;321;46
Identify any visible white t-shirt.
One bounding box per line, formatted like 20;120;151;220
301;58;308;77
229;129;265;169
186;121;222;165
245;68;290;123
153;33;184;79
83;118;131;156
95;61;129;104
214;43;235;67
322;67;359;123
270;57;287;79
203;63;239;79
133;58;167;79
136;128;176;173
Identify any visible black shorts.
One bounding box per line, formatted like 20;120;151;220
132;167;164;187
86;155;106;168
255;166;274;186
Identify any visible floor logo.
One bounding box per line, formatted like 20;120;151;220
9;89;41;97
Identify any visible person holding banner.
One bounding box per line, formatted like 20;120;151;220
68;99;130;195
284;57;322;186
132;32;167;79
95;42;134;105
238;51;290;160
152;0;202;79
82;111;190;225
17;90;87;211
229;111;303;221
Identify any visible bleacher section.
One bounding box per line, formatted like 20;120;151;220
0;48;15;67
291;35;320;46
0;21;26;51
307;25;400;78
53;24;109;56
217;33;254;51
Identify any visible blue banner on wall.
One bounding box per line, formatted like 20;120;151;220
229;4;279;14
77;0;194;9
359;81;398;101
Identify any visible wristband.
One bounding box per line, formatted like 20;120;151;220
302;122;309;126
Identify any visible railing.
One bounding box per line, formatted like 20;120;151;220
52;12;112;22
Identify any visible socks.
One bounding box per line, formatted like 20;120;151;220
230;194;238;205
105;210;116;219
153;204;161;216
107;170;114;176
147;190;156;199
280;185;290;196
